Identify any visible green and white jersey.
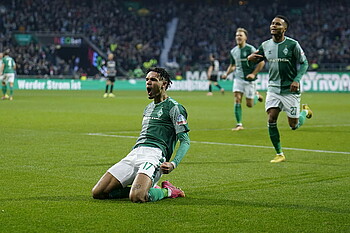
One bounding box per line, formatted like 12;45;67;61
134;97;190;161
2;56;16;74
257;36;307;94
230;44;257;81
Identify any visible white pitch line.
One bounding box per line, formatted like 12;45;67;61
87;133;350;155
191;124;350;131
88;133;138;139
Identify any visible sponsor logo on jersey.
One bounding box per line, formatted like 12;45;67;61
176;114;187;125
144;116;161;121
268;58;290;63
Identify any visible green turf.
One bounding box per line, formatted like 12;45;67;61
1;90;349;233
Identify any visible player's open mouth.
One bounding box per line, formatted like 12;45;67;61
147;87;152;96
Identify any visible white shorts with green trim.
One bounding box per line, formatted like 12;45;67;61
107;146;164;188
233;78;256;99
265;92;301;118
1;73;15;83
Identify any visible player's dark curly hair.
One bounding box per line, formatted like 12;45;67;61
275;15;290;30
146;67;172;90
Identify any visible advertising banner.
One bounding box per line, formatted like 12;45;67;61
14;71;350;92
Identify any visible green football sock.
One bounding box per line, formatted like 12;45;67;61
268;122;282;154
2;85;7;95
234;103;242;124
291;110;307;130
253;95;259;105
9;86;13;96
148;188;168;202
298;110;307;127
108;187;131;199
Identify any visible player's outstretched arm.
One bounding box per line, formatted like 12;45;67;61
160;132;190;174
246;60;265;80
247;50;264;63
222;64;236;79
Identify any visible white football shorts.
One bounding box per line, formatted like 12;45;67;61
1;73;15;83
107;146;165;188
233;78;257;99
265;92;301;118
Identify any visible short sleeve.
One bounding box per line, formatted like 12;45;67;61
257;44;264;57
230;54;235;65
250;45;257;54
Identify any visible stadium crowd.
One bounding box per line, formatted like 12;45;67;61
0;0;349;76
170;0;350;71
0;0;173;76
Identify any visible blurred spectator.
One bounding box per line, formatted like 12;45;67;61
170;0;350;72
0;0;348;76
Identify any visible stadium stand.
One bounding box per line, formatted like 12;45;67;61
0;0;349;77
170;0;350;72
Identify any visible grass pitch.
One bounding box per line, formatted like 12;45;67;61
1;90;349;233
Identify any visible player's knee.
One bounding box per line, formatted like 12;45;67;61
289;121;298;129
129;192;148;203
91;187;105;199
246;102;253;108
91;189;100;199
268;118;277;124
290;123;299;130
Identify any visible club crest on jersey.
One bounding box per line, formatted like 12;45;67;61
283;46;288;55
157;108;163;118
176;114;187;125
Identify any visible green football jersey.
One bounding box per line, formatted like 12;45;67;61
257;36;307;94
230;44;257;81
2;56;16;74
134;97;190;161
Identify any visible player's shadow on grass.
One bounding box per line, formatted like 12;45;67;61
3;196;349;214
164;197;350;214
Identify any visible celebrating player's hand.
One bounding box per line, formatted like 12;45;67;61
160;162;174;174
247;50;264;63
246;73;256;80
221;74;227;80
290;81;300;92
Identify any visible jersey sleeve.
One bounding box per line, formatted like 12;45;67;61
293;42;307;64
210;60;214;68
229;53;235;65
170;104;190;134
250;45;257;54
293;42;309;82
257;44;265;57
247;44;264;67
